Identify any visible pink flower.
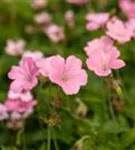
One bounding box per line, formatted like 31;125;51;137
86;13;109;31
22;51;44;64
5;90;36;123
66;0;88;5
20;91;33;102
0;104;8;121
65;10;75;28
84;36;113;57
5;40;26;56
10;108;33;120
119;0;135;19
5;98;36;113
106;17;133;44
8;90;21;99
34;12;51;25
47;55;88;95
8;57;39;92
8;91;33;102
86;47;125;76
37;56;55;77
45;24;65;43
31;0;47;9
126;19;135;38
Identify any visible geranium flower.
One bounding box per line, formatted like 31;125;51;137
21;51;44;65
5;98;36;113
65;10;75;28
8;57;39;92
44;24;65;43
106;17;133;44
37;56;55;77
86;13;109;31
34;12;51;25
5;40;25;56
86;47;125;76
48;55;88;95
84;36;113;56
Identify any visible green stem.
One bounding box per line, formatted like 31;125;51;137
116;70;129;103
52;128;59;150
16;127;24;147
105;76;117;120
47;126;51;150
108;97;116;120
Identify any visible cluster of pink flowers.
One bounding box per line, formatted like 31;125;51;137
0;50;42;129
84;1;135;76
2;0;134;130
4;39;88;95
2;41;45;129
0;90;36;129
86;14;135;43
0;45;88;128
85;36;125;76
84;8;134;76
8;54;87;95
28;1;76;43
33;10;66;43
84;38;126;76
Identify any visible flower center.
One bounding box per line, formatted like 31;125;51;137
61;74;69;82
